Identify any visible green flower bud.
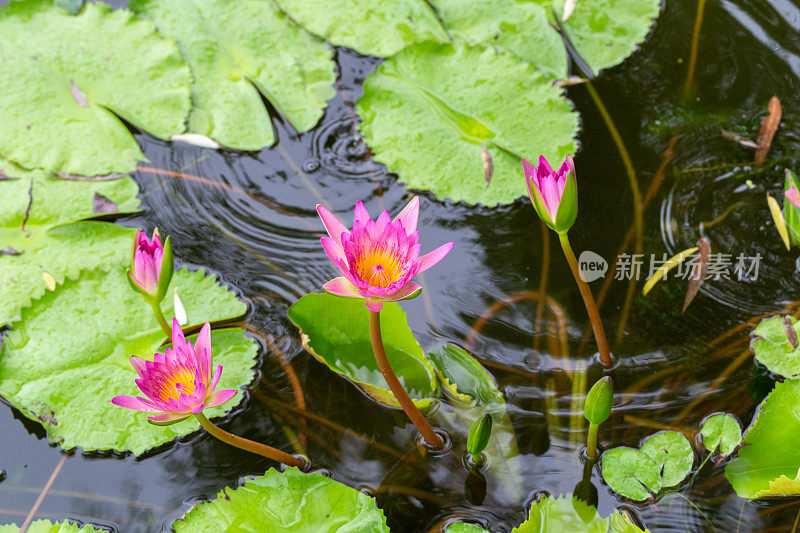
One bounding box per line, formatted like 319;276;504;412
584;376;613;425
467;413;493;456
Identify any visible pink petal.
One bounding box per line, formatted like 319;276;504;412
365;297;383;312
521;158;536;199
209;364;223;392
171;318;185;347
353;201;371;224
418;242;455;272
316;204;349;242
207;389;237;408
385;282;422;302
321;236;347;265
323;277;363;298
111;395;161;412
191;402;207;414
129;356;148;377
375;210;391;229
786;188;800;208
147;412;190;424
537;155;553;176
394;196;420;234
194;322;212;381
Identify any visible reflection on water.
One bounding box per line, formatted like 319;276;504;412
3;1;800;531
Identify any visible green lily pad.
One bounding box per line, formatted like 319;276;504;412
751;315;800;378
726;379;800;498
130;0;335;150
357;42;578;206
700;413;742;456
272;0;448;57
446;524;491;533
174;467;389;532
553;0;660;73
601;448;662;501
428;345;522;502
0;267;253;454
0;520;104;532
287;293;438;409
512;493;648;532
0;172;141;325
601;431;692;501
0;0;190;175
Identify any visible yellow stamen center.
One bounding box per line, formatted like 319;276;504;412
354;248;404;288
159;368;196;401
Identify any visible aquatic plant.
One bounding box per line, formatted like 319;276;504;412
522;155;612;367
316;197;453;448
113;318;302;466
584;376;613;459
128;228;174;335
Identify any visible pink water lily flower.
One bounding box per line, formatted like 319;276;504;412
786;184;800;208
522;155;578;234
317;197;454;312
128;228;173;301
111;318;236;425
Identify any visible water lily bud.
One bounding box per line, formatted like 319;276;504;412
584;376;613;425
467;413;493;456
521;155;578;234
127;228;174;303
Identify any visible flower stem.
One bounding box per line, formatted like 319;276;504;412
369;310;443;449
558;233;612;367
195;412;304;467
587;422;599;459
149;300;172;337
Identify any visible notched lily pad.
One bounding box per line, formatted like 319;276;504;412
130;0;336;150
0;172;141;325
173;467;389;532
0;520;104;532
287;293;438;409
751;315;800;378
726;379;800;499
602;431;693;501
700;413;742;456
512;493;648;532
0;0;191;175
357;42;578;206
0;267;253;454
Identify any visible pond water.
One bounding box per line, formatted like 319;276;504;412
2;0;800;531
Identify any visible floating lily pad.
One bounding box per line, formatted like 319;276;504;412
0;267;253;454
287;293;438;409
726;379;800;498
0;520;104;532
0;0;190;175
131;0;336;150
357;42;578;206
700;413;742;456
512;493;647;532
0;172;141;325
751;315;800;378
428;345;522;502
272;0;448;57
446;523;491;533
174;467;389;532
601;431;693;501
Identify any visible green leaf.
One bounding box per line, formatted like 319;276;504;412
726;379;800;498
446;524;491;533
427;345;523;502
601;448;662;501
511;493;648;532
0;520;104;532
173;467;389;532
287;293;438;408
700;413;742;456
783;170;800;245
0;172;141;325
0;0;190;175
130;0;335;150
357;42;578;206
272;0;448;57
554;0;661;73
639;431;694;487
0;267;253;454
751;315;800;378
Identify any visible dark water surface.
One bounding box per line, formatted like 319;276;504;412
3;0;800;531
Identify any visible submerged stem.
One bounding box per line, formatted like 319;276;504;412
194;412;304;467
369;310;443;449
558;233;612;367
149;300;171;337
